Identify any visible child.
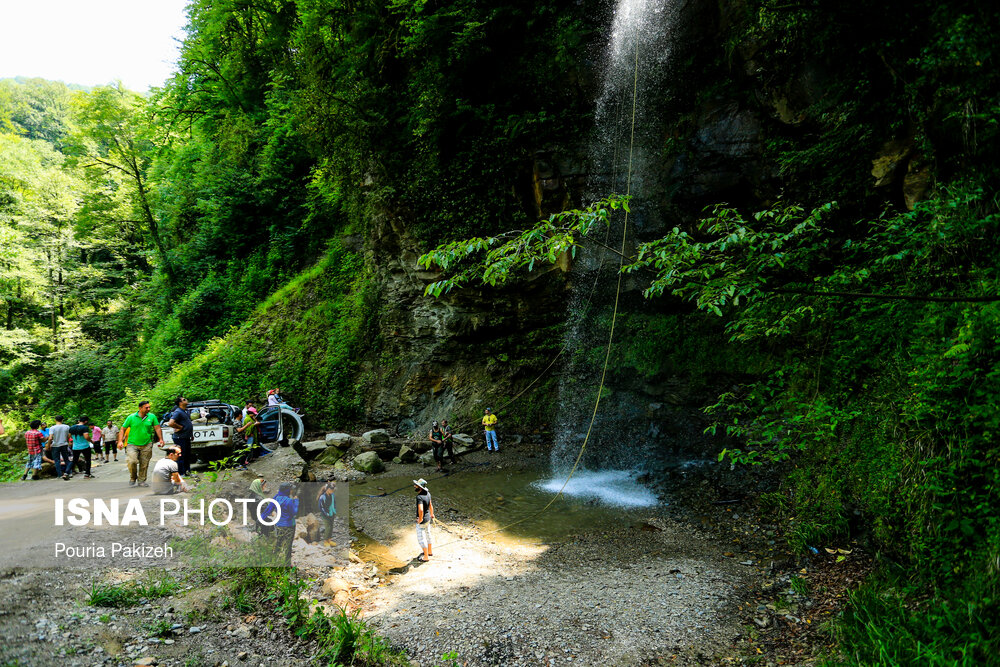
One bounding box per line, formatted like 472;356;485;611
21;420;44;481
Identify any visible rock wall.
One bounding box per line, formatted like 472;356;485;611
359;208;571;436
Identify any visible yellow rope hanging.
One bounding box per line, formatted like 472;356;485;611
434;28;643;547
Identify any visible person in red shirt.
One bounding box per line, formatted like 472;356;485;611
21;420;44;481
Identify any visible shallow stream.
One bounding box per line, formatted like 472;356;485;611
349;466;664;550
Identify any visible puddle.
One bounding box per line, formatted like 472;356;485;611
349;522;407;575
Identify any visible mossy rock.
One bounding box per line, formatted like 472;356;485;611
352;450;384;473
315;447;345;466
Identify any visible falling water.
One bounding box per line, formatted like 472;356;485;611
539;0;679;508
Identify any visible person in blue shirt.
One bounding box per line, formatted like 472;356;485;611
266;482;299;565
68;416;95;479
316;482;337;542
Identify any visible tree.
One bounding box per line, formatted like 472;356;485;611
67;84;174;283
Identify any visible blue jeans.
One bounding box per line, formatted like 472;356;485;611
485;430;499;451
51;446;71;476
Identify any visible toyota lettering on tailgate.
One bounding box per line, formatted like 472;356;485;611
194;429;219;442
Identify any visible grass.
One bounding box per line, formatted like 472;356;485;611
230;567;409;666
821;574;1000;667
88;572;181;608
0;453;24;482
149;619;174;638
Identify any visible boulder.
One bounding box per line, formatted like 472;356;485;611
333;590;351;608
397;445;417;463
352;451;384;473
361;429;390;444
325;432;353;448
295;439;328;461
453;433;475;446
322;577;350;597
315;447;345;466
418;451;435;467
407;439;431;454
305;514;321;543
333;459;347;470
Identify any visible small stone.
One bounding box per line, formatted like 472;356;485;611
237;651;249;661
188;626;202;634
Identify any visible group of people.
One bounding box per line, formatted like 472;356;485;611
245;477;339;564
11;397;501;568
426;407;501;471
20;415;122;481
15;390;281;487
16;399;178;488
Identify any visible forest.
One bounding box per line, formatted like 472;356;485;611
1;0;999;663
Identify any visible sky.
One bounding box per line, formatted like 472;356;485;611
0;0;190;92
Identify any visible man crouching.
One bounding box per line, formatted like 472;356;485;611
152;446;191;495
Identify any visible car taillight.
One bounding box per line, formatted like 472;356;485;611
223;427;229;437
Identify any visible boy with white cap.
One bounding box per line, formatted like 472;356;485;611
413;478;435;561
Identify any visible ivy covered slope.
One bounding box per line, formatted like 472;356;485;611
420;0;1000;663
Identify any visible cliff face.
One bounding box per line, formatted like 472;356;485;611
359;207;571;435
346;0;937;450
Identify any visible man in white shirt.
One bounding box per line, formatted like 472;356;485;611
102;421;120;461
151;446;190;495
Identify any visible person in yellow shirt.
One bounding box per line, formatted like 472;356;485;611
482;407;499;452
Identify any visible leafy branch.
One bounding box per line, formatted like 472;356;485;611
417;195;630;296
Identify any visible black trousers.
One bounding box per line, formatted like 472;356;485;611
71;448;91;475
174;437;192;475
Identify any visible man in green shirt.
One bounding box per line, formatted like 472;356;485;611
118;400;163;487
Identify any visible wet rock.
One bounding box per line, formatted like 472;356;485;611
398;445;417;463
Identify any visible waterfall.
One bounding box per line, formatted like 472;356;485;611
541;0;678;507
